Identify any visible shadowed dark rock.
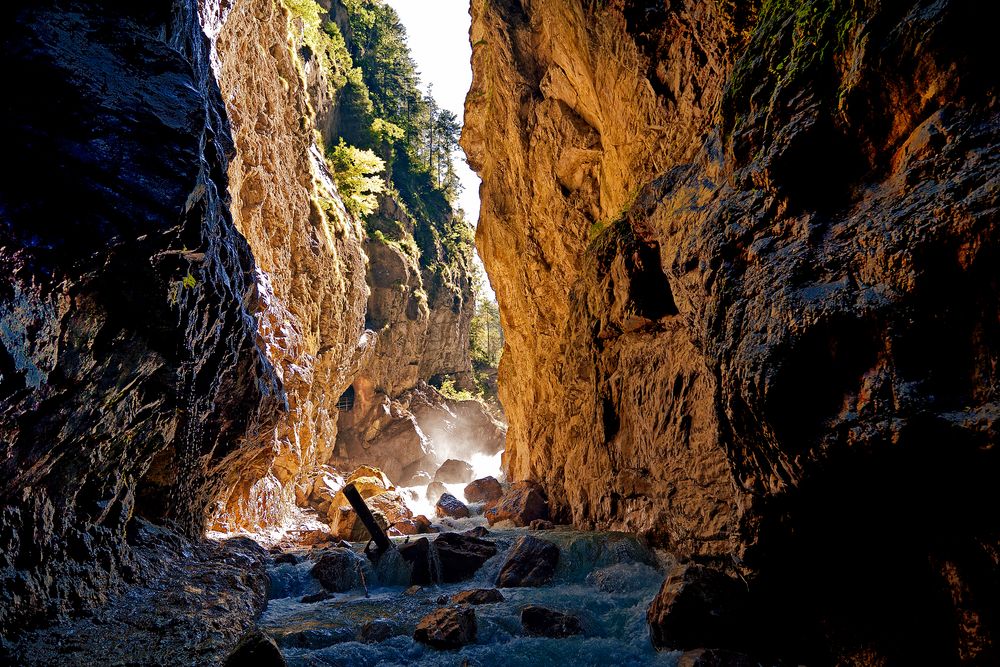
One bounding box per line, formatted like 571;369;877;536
521;605;583;638
434;532;498;582
310;549;362;592
223;630;286;667
496;535;559;587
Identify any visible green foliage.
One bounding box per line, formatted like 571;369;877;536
470;296;502;369
326;139;385;218
438;377;475;401
721;0;866;139
282;0;353;94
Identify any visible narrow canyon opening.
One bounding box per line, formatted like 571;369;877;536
2;0;998;665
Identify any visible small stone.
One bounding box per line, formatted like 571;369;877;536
451;588;504;605
403;585;423;596
521;605;583;637
435;493;471;519
413;605;477;649
496;535;559;587
529;519;555;530
464;476;503;503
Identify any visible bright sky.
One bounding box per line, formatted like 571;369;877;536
384;0;480;225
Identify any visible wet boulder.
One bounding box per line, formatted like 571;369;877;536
496;535;559;587
646;563;749;652
223;630;286;667
389;519;421;536
310;548;363;592
521;605;583;638
435;493;471;519
678;649;760;667
529;519;555;530
413;605;477;649
451;588;504;605
358;620;393;644
464;476;503;503
398;537;434;585
484;480;549;527
434;532;498;582
462;526;490;538
426;481;448;503
434;459;476;484
328;489;411;541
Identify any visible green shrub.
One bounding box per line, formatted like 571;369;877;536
327;139;385;218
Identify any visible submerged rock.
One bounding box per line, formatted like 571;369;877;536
496;535;560;587
462;526;491;538
413;605;477;649
452;588;505;605
485;480;549;527
310;549;363;592
521;605;583;638
435;493;471;519
434;532;498;582
464;476;503;503
434;459;476;484
398;537;435;585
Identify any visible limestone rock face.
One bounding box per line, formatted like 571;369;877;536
209;0;370;530
465;0;999;662
0;0;281;635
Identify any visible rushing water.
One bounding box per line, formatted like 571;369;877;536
263;523;682;666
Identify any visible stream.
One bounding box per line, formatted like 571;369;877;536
263;522;681;666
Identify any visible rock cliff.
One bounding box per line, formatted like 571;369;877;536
465;0;998;662
0;0;281;636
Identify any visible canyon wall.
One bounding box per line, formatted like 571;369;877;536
208;0;372;529
465;0;998;662
0;0;282;634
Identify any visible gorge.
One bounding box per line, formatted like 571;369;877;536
1;0;997;665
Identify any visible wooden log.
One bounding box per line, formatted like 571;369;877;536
343;482;393;555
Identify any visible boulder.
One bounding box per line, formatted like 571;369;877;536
390;519;421;536
434;459;476;484
435;493;471;519
464;476;503;503
413;605;477;649
223;631;286;667
295;529;345;548
398;537;434;585
310;548;362;592
414;515;433;532
678;649;760;667
426;481;447;503
358;620;393;644
273;553;298;565
529;519;554;531
496;535;559;587
484;480;549;527
300;591;332;603
346;465;393;489
451;588;504;605
646;563;748;652
434;532;498;582
521;605;583;638
462;526;490;538
327;489;411;541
